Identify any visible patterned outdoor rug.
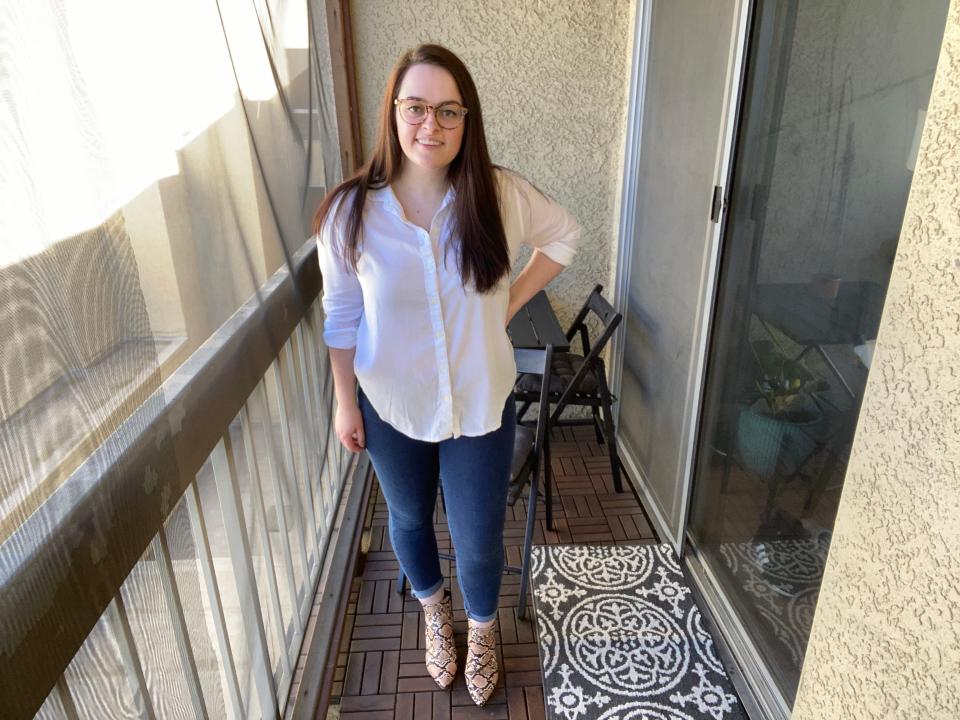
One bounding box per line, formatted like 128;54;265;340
530;544;748;720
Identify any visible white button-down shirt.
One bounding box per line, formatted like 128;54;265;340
318;169;579;441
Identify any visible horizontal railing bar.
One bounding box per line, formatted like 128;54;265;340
0;239;321;718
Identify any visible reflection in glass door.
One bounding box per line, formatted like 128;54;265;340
686;0;950;711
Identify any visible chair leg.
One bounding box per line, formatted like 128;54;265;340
517;465;541;620
591;407;604;444
517;401;533;423
397;567;407;595
598;378;623;494
543;431;554;530
719;450;733;495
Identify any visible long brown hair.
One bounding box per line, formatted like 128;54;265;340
312;44;510;294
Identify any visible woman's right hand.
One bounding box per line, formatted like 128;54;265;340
335;402;366;453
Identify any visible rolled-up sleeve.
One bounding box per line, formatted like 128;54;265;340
317;203;363;349
513;173;580;266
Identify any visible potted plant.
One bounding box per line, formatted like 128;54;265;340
736;340;827;479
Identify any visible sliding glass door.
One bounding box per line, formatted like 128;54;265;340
616;0;747;549
685;0;950;713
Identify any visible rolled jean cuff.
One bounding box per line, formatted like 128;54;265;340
467;608;498;623
410;576;444;600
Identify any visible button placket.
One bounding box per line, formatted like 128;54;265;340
420;228;455;436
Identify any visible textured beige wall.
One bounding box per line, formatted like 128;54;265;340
349;0;635;327
792;1;960;717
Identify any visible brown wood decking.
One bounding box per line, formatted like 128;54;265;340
324;425;656;720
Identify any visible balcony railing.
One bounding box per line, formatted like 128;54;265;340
0;239;367;719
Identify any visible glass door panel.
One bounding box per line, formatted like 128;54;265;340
618;0;744;548
687;0;950;707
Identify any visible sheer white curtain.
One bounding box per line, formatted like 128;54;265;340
0;0;338;540
2;3;343;716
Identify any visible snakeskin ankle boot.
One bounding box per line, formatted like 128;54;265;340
422;590;457;690
464;618;499;706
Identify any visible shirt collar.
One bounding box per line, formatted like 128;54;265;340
368;183;456;217
439;185;455;211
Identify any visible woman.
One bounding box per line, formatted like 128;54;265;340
315;44;579;706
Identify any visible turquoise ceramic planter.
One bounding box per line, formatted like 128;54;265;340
736;402;823;479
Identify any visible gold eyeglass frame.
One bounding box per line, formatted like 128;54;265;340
394;97;469;129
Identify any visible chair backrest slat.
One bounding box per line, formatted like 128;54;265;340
549;286;622;423
586;289;618;326
565;283;601;343
510;345;554;496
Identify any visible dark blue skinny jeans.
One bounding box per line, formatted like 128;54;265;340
358;386;516;622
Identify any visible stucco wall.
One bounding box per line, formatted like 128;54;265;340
791;1;960;717
348;0;635;327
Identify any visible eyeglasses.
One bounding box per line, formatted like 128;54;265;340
394;97;469;130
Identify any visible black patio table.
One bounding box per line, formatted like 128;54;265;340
507;289;569;359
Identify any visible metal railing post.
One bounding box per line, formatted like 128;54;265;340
211;435;279;719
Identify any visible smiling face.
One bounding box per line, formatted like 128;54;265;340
394;63;465;175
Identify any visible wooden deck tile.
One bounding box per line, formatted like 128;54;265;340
342;711;393;720
506;687;528;720
395;692;414;720
381;650;400;695
353;624;402;639
433;690;452;720
504;656;540;673
341;693;393;712
524;687;545;720
319;424;658;719
362;651;384;695
344;652;364;696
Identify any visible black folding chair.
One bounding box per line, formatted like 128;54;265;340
397;346;554;620
515;284;624;494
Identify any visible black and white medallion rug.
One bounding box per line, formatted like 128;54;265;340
530;544;748;720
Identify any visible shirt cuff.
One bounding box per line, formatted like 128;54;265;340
535;231;580;266
322;328;358;349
